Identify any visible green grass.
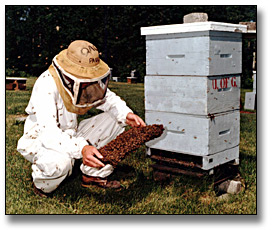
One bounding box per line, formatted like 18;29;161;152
6;77;256;214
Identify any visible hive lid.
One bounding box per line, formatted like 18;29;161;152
141;21;247;36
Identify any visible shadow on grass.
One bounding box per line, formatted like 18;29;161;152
54;159;173;211
56;155;221;200
90;165;165;208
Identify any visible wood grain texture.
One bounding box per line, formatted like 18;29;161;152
145;75;240;115
145;110;240;156
145;31;242;76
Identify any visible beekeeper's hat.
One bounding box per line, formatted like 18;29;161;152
55;40;110;79
49;40;110;115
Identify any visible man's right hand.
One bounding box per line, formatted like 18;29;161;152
82;145;105;168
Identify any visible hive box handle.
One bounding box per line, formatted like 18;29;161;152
166;54;185;59
219;129;231;136
220;54;232;58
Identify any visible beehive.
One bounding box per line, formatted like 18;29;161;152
141;21;246;171
141;22;246;76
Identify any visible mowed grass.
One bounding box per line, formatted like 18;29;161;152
6;77;256;214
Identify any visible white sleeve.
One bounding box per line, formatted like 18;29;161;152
96;88;133;126
26;75;87;159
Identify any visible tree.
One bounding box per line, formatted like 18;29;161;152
5;5;256;87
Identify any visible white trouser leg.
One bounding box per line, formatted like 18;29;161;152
76;112;125;178
32;147;74;193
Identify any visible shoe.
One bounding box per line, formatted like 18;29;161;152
33;184;52;198
82;175;121;189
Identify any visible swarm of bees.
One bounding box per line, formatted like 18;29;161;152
99;124;164;167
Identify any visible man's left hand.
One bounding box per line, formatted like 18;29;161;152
126;112;146;127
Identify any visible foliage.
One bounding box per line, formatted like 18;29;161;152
6;79;256;214
6;5;256;86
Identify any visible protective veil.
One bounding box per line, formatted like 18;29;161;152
50;40;111;115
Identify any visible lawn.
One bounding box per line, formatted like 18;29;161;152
5;77;256;214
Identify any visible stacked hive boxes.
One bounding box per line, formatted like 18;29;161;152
141;22;247;171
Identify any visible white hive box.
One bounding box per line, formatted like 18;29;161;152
145;74;240;115
141;22;247;76
146;110;240;157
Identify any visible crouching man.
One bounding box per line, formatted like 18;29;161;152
17;40;146;197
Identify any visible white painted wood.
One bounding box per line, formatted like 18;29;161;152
208;111;240;154
253;71;256;93
141;21;247;36
208;36;242;75
145;75;240;115
146;145;239;170
6;77;27;81
207;75;240;113
146;35;209;76
145;31;242;40
145;31;242;76
244;92;256;110
202;146;239;170
112;77;120;82
145;110;240;156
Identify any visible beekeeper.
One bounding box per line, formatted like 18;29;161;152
17;40;146;197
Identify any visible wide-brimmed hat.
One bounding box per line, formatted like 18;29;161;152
55;40;110;79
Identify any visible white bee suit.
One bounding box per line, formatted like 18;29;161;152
17;70;133;193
